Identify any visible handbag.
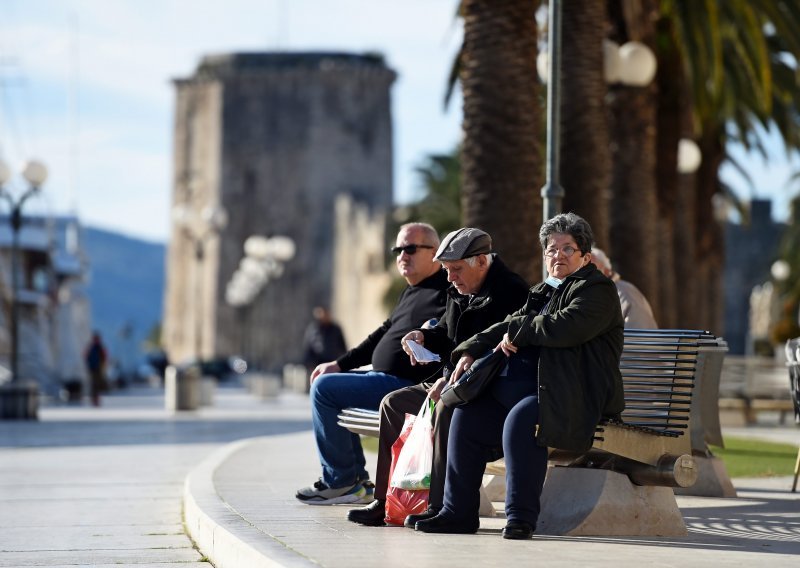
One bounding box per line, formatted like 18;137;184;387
440;313;532;408
385;398;434;525
440;349;507;408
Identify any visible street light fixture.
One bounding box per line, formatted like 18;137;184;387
0;158;48;420
172;204;228;360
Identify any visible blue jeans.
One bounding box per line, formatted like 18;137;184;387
310;370;413;488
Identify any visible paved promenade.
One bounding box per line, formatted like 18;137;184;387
2;382;798;567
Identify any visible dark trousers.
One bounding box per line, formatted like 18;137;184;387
375;383;453;508
442;394;548;527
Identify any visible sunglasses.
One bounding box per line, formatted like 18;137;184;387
391;244;434;256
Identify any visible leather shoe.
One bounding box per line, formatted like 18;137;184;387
403;506;440;528
502;520;534;540
414;514;478;534
347;499;386;527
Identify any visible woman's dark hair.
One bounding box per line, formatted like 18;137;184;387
538;212;594;254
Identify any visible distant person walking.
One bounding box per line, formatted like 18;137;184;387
302;307;347;375
84;332;108;407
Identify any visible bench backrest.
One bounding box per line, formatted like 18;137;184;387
616;329;715;438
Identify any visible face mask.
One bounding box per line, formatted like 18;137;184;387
545;276;564;288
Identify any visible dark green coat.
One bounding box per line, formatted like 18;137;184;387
452;262;624;453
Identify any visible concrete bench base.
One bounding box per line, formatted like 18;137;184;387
674;455;736;498
536;467;687;536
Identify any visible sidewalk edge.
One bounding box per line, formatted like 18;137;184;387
183;438;315;568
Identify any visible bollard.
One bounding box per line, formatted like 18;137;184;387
165;365;200;411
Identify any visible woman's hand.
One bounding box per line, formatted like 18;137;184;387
449;354;476;384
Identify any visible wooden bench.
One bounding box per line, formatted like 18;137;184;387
339;329;726;535
718;355;795;425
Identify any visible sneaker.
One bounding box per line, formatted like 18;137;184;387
355;479;375;504
295;479;367;505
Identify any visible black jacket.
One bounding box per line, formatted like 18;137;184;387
420;256;529;374
454;262;624;453
336;270;448;384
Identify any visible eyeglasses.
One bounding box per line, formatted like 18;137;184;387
391;244;434;256
544;246;580;258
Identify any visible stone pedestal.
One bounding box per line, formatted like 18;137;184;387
536;467;687;536
0;381;39;420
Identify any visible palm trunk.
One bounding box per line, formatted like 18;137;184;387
460;0;542;284
560;0;611;250
607;0;660;321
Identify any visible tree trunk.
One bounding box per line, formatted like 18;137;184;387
460;0;542;284
695;130;726;334
607;0;661;322
653;14;684;329
560;0;612;250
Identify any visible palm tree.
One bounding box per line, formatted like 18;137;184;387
559;0;613;251
459;0;543;284
664;0;800;332
606;0;661;321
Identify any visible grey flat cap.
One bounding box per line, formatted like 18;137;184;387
434;228;492;261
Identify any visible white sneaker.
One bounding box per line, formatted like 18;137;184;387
295;479;367;505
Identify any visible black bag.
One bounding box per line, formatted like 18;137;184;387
440;350;507;408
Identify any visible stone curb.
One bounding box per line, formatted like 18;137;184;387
183;437;315;568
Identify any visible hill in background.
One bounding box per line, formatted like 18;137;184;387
83;227;165;375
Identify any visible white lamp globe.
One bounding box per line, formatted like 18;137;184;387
771;259;791;282
618;41;657;87
603;39;621;83
268;236;296;261
677;138;702;174
536;52;549;83
22;160;48;186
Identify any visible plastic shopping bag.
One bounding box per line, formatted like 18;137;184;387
384;398;434;526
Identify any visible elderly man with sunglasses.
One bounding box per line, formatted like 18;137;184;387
296;222;448;505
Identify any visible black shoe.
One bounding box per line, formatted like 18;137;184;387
502;520;534;540
414;513;479;534
347;499;386;527
403;505;440;528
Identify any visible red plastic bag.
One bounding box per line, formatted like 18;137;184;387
384;399;433;526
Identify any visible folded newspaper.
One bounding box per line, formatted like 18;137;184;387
404;339;441;363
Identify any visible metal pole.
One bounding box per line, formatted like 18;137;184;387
9;206;20;383
541;0;564;224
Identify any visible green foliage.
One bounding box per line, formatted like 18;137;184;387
711;436;798;478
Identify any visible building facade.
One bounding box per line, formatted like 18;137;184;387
163;52;396;371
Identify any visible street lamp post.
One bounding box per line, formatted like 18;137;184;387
172;205;228;361
0;159;48;420
540;0;564;234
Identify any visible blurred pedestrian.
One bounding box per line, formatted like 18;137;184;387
84;331;108;407
302;306;347;375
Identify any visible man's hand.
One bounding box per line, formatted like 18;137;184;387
401;330;426;365
450;354;476;384
496;332;518;356
309;361;340;386
427;377;448;402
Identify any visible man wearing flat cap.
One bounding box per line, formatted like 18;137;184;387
348;227;529;527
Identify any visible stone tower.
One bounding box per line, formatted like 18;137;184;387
163;52;396;370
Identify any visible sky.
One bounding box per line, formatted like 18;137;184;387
0;0;796;244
